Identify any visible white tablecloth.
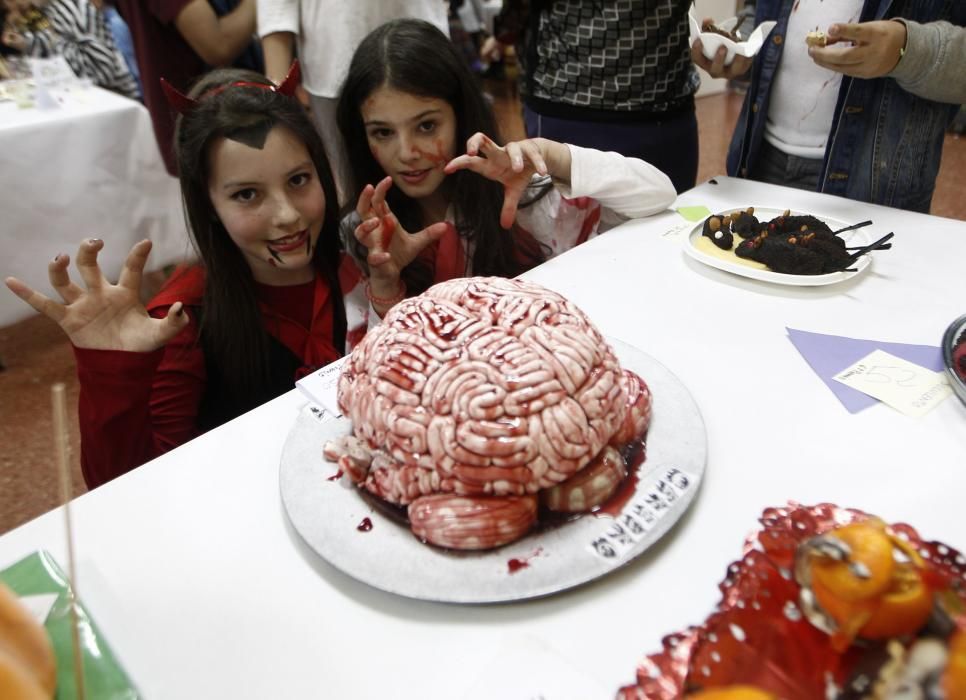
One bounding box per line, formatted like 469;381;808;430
0;86;188;327
0;177;964;698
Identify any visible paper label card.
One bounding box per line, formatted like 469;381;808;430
295;356;347;417
833;350;951;417
28;55;77;85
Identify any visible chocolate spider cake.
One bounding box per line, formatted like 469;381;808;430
699;208;889;276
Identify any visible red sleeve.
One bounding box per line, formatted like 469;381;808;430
74;310;206;489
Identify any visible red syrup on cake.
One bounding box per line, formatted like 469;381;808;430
594;438;647;518
352;436;649;549
507;547;543;574
327;470;343;482
327;277;656;552
506;558;528;573
357;517;373;532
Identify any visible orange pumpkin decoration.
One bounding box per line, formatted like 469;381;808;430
944;629;966;700
804;520;933;651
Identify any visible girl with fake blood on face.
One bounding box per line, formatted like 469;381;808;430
4;66;371;489
335;19;678;313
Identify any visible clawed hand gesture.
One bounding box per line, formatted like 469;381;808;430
353;176;449;286
4;239;188;352
445;133;563;229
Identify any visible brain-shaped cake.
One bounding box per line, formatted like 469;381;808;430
324;277;652;550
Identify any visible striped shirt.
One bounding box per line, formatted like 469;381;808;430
25;0;140;100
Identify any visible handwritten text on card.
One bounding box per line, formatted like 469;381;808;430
833;349;951;417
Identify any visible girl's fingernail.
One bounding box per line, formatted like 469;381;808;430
88;238;102;245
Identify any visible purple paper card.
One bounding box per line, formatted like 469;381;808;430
786;327;943;413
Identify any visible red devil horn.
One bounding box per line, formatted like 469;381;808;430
160;78;198;115
277;60;301;97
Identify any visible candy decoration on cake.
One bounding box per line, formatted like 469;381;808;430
324;277;653;550
617;503;966;699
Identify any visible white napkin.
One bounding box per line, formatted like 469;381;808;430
688;7;777;65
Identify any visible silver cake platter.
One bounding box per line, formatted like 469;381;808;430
279;337;707;603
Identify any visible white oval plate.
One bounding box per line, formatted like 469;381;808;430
279;338;707;604
683;206;874;287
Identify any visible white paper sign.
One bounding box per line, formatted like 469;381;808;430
296;356;348;417
28;55;79;109
833;350;952;417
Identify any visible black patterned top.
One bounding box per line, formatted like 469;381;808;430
497;0;699;121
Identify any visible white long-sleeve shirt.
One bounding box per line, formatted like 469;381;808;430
515;144;677;258
256;0;449;98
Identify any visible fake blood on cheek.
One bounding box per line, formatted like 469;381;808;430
421;139;450;168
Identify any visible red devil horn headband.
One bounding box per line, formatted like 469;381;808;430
161;61;302;115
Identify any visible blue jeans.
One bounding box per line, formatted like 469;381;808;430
728;0;965;213
523;105;698;194
749;140;822;192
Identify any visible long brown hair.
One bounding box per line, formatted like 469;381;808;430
336;19;547;294
174;68;346;410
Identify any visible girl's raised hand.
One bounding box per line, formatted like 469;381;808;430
4;239;189;352
445;133;565;229
354;176;449;285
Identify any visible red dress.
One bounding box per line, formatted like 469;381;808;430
73;264;356;489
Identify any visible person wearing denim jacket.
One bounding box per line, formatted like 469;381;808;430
718;0;966;214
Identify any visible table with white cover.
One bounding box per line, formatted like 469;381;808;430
0;85;188;327
0;177;963;698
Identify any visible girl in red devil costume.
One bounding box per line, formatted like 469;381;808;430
4;65;415;488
